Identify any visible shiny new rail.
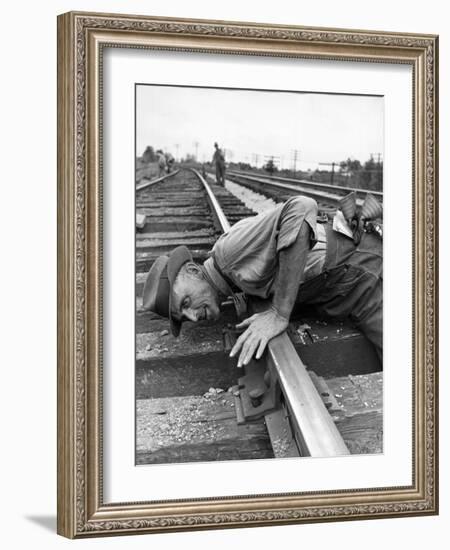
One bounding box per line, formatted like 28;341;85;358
193;169;349;457
190;168;230;233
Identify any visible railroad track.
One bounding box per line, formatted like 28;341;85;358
225;169;383;211
136;168;255;274
135;167;382;464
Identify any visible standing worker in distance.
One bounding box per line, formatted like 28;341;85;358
213;142;226;186
156;149;167;177
142;192;383;367
165;152;175;174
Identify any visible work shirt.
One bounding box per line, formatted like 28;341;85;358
213;149;225;166
157;153;166;169
211;196;326;299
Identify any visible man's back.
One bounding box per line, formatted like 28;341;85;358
213;148;225;165
211;196;321;298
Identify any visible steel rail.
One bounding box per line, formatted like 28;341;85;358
136;169;179;192
266;333;350;456
191;168;349;457
227;171;364;207
228;169;383;200
190;168;231;233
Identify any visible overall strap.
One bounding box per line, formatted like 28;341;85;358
323;221;358;271
212;256;241;293
211;257;247;318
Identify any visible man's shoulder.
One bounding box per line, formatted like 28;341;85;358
283;195;318;210
214;205;281;247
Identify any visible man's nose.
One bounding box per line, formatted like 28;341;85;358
182;309;198;322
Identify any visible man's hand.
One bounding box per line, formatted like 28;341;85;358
229;217;312;368
229;307;289;367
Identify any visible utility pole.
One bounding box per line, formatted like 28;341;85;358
370;152;383;189
194;141;199;162
376;153;383;189
291;149;300;174
264;155;280;164
319;161;337;185
252;153;259;168
264;155;280;176
175;144;180;162
370;153;382;166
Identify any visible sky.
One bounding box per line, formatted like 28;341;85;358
136;84;383;171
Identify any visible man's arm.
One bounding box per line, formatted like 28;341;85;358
229;222;311;367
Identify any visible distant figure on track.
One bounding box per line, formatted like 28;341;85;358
142;192;383;367
165;152;175;174
156;149;167;177
212;142;226;186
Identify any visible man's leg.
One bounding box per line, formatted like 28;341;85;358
218;165;225;186
351;279;383;362
312;267;383;363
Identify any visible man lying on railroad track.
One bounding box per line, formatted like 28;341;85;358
142;193;383;367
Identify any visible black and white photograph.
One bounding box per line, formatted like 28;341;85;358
135;84;384;465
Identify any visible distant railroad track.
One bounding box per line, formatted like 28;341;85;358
226;169;382;210
136;167;350;461
136;169;180;192
135;168;255;273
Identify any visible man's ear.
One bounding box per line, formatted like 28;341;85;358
184;262;202;277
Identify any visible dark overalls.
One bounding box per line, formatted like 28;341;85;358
213;150;226;186
296;221;383;362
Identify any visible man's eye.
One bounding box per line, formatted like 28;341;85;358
182;299;190;309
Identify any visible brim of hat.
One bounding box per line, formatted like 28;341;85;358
167;245;193;337
167;245;193;284
142;255;168;311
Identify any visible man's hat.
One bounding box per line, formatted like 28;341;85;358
142;245;193;336
360;193;382;220
338;191;357;221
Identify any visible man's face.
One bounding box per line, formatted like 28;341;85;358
171;263;221;323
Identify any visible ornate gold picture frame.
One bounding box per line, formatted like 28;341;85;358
57;11;438;538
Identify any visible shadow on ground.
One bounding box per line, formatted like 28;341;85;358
25;515;56;533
